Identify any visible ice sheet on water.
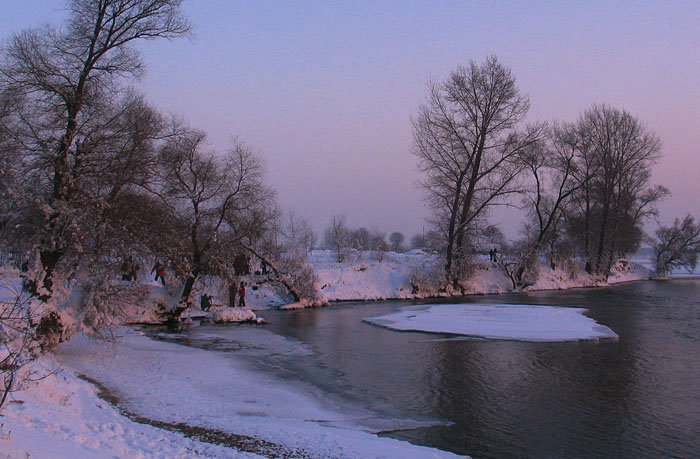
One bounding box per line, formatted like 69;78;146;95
156;324;315;357
315;415;449;433
365;303;618;342
144;324;449;436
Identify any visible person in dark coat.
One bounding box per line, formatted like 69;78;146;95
129;263;140;282
122;256;133;281
200;294;212;311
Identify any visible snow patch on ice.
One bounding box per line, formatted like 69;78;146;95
365;303;618;342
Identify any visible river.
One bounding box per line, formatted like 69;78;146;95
155;279;700;458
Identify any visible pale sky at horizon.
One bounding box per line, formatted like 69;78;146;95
2;0;699;241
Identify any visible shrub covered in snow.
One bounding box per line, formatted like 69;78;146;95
408;260;445;296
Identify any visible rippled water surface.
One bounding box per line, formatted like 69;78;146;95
158;280;700;458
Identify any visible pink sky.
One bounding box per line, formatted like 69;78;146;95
2;1;698;240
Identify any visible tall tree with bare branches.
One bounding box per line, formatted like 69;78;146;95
0;0;190;298
568;105;667;276
511;122;593;286
149;133;276;307
412;56;545;287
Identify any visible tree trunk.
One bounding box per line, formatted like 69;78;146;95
453;140;485;276
444;171;467;278
180;274;197;304
604;205;622;278
594;192;611;275
38;105;80;300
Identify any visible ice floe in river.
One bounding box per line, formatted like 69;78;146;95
364;303;618;342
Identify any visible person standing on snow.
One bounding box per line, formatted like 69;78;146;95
238;281;246;307
200;293;212;311
228;280;238;307
152;261;166;285
121;256;133;281
129;262;140;282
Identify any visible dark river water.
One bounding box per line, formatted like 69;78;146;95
158;280;700;458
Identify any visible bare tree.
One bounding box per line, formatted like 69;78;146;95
263;211;319;302
324;215;349;262
495;240;535;289
0;0;190;298
0;279;47;412
410;230;445;253
1;90;177;341
568;105;667;276
58;94;168;263
475;225;505;252
511;123;591;286
653;215;700;276
281;211;317;257
368;229;388;252
149;133;275;308
350;227;372;251
412;56;545;287
389;232;405;252
0;90;18;197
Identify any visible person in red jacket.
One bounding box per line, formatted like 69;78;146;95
151;261;166;285
238;281;246;307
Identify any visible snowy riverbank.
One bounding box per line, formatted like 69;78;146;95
1;327;460;458
308;250;652;305
111;251;655;317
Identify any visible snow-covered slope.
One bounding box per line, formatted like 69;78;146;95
312;250;441;302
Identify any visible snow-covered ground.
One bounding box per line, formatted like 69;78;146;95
365;303;618;342
310;249;440;303
0;357;260;458
1;327;460;458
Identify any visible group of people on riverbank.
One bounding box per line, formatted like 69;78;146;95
120;257;165;285
120;256;141;282
121;256;249;311
200;280;246;311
